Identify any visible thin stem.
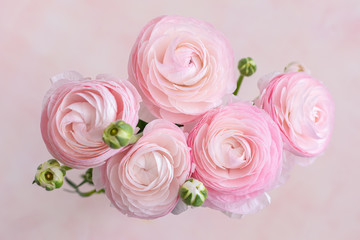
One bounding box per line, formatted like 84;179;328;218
129;132;143;145
233;75;244;96
65;177;105;198
77;180;87;188
76;188;105;197
65;177;77;189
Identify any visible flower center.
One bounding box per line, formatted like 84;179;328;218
132;151;165;186
110;128;118;136
311;106;321;123
175;43;201;69
221;139;247;169
45;171;53;181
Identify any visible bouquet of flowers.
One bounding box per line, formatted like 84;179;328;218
34;15;335;219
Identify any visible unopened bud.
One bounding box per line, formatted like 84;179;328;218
34;159;66;191
238;57;257;77
103;120;134;149
179;178;208;207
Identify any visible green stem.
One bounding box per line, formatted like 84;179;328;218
233;75;244;96
77;188;105;197
65;177;105;198
129;132;143;144
65;177;77;189
77;180;87;188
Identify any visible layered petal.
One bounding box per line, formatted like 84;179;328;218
40;72;141;168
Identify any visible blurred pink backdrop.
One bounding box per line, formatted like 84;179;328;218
1;0;359;239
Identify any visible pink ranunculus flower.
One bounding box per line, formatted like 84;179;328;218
41;72;141;169
255;72;335;160
94;119;192;219
188;102;283;215
128;15;236;124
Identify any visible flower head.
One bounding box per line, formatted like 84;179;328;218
255;72;334;160
94;119;192;219
188;102;283;215
41;72;141;169
128;15;236;124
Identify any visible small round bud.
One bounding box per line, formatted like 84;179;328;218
103;120;134;149
238;57;257;77
179;178;208;207
82;168;93;184
34;159;65;191
284;61;311;74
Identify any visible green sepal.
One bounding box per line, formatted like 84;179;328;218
45;185;55;191
115;135;129;147
183;193;193;206
47;159;59;165
60;168;66;176
193;194;203;207
37;164;42;170
54;179;63;189
61;166;72;171
179;187;189;199
200;189;208;199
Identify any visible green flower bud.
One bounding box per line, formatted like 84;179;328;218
103;120;134;149
238;57;257;77
179;178;208;207
34;159;66;191
81;168;93;184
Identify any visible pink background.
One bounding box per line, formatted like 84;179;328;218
1;0;359;239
